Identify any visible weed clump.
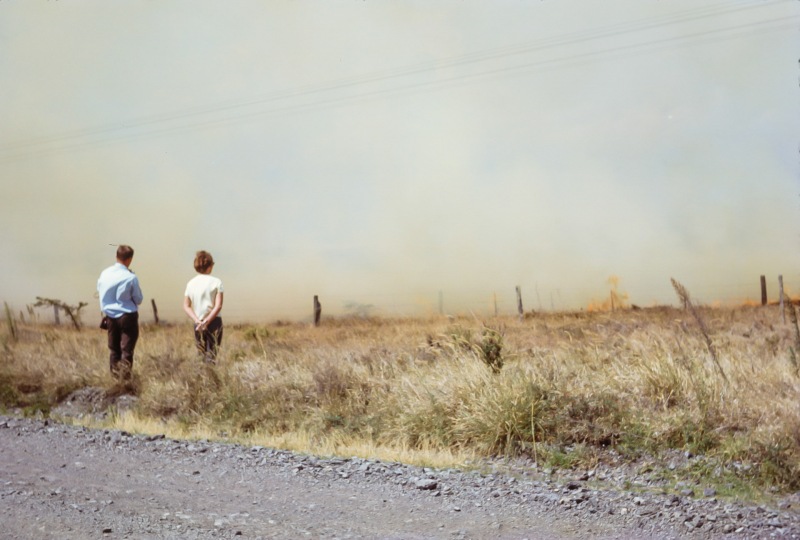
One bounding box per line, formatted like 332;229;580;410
429;323;505;373
477;326;504;373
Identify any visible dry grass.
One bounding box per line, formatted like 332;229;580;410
1;305;799;493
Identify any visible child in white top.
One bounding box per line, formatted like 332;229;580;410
183;250;224;362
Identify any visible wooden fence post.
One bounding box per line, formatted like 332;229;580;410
760;275;767;306
151;299;160;324
313;295;322;327
516;286;524;321
53;305;60;325
779;275;785;323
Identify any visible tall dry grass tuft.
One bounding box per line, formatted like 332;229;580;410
670;278;727;382
3;302;17;342
0;323;108;415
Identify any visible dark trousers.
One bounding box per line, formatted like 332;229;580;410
194;317;223;361
107;312;139;378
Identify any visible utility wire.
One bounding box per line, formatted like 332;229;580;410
0;0;794;161
2;0;779;151
3;19;792;160
9;18;791;156
0;1;786;153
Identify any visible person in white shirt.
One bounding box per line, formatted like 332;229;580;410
182;250;224;362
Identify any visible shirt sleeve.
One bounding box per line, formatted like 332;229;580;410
131;276;144;306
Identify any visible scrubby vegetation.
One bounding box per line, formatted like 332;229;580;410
1;304;799;498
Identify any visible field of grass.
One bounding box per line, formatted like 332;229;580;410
2;303;799;499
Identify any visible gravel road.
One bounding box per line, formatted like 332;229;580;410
1;414;799;539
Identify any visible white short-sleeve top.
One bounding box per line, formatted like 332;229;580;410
184;274;223;320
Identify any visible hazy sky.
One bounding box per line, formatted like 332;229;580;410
1;1;799;322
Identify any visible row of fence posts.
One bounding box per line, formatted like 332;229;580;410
20;276;791;329
308;289;521;324
309;275;791;325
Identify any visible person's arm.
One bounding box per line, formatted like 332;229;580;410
197;292;223;331
131;277;144;306
183;296;201;327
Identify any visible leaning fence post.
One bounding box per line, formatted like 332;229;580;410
516;286;524;321
151;299;160;324
313;295;322;327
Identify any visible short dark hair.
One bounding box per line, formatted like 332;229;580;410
194;250;214;273
116;245;134;261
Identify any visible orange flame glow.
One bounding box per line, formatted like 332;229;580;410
586;275;629;312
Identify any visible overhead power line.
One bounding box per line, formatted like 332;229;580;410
0;0;795;162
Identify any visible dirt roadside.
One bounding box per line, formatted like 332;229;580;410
1;414;797;539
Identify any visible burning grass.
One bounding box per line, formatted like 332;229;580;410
1;304;799;496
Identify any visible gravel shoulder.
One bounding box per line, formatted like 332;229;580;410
1;414;799;539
